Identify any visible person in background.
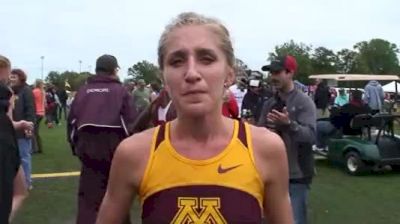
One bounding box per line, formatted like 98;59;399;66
66;91;76;115
45;85;57;128
334;88;349;107
67;54;136;224
149;82;161;102
32;79;46;153
56;87;68;121
363;80;384;114
229;78;247;116
315;90;371;153
314;79;331;119
132;89;177;133
258;55;316;224
0;55;30;223
222;88;239;119
132;79;150;113
53;88;61;125
10;69;36;190
241;78;264;124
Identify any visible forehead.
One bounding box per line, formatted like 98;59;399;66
270;70;286;76
164;25;221;55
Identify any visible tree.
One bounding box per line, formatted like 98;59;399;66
234;58;249;79
311;47;339;74
46;71;64;88
128;60;160;84
336;48;359;74
268;40;313;84
45;71;91;91
353;39;400;74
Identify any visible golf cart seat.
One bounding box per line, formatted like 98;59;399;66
348;114;374;139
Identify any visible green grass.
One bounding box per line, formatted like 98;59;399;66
31;123;80;173
12;123;400;224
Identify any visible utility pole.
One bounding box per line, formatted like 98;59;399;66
40;56;45;80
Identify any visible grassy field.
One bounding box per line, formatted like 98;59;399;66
12;122;400;224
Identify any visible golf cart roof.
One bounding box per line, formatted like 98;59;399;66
309;74;400;81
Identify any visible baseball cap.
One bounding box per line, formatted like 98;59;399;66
95;54;119;73
261;55;297;73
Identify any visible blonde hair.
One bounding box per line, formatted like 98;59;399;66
157;12;235;70
35;79;44;88
0;55;11;69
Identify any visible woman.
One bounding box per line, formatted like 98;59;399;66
10;69;36;190
0;55;29;224
32;79;46;153
97;12;292;224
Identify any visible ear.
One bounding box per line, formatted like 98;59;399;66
225;67;235;87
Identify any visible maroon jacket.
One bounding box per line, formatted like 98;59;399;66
67;75;137;155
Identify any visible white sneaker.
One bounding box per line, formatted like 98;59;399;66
313;145;328;156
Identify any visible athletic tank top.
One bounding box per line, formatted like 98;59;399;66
139;120;264;224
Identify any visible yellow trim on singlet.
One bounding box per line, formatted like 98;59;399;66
139;120;265;208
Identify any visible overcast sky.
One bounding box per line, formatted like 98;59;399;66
1;0;399;83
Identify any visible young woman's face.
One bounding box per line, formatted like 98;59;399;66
162;25;234;117
9;73;20;87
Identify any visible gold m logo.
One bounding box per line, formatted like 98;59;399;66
171;197;227;224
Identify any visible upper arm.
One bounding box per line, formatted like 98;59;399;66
257;100;271;126
24;89;35;121
96;129;154;224
298;97;316;127
251;127;293;224
121;90;137;124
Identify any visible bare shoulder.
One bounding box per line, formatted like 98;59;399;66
249;125;286;157
117;128;156;159
113;127;157;186
248;125;287;183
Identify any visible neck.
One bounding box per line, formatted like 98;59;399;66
279;81;294;98
173;110;229;141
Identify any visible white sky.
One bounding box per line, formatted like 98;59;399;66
1;0;399;83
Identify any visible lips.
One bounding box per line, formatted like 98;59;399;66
182;90;206;96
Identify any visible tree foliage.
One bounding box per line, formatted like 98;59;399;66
269;40;313;84
128;60;160;84
46;71;91;91
353;39;400;74
267;38;400;84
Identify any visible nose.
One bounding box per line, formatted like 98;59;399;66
184;56;201;84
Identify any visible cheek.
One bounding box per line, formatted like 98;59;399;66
162;71;179;97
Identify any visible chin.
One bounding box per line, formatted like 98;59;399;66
179;103;213;118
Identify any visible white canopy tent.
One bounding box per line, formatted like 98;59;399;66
382;81;400;93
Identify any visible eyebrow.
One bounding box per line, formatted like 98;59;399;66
196;48;217;56
168;47;217;58
168;49;188;59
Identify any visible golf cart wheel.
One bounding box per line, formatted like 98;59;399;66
345;151;368;175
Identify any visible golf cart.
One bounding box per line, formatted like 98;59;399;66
310;74;400;175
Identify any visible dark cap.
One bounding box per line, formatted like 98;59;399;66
95;54;119;73
261;55;297;73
